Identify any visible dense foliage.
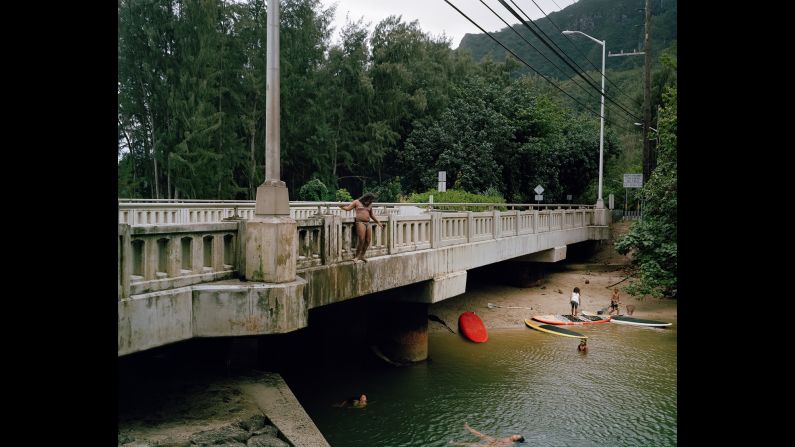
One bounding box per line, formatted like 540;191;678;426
614;81;677;298
118;0;669;206
458;0;677;78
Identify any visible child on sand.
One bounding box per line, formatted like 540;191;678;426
570;287;581;317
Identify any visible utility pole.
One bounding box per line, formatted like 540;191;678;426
642;0;653;184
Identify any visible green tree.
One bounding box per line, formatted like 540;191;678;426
279;0;335;193
614;83;677;298
370;176;403;202
297;178;330;201
335;188;353;202
317;18;374;191
401;76;509;193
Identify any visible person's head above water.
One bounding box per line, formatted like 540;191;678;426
509;434;525;442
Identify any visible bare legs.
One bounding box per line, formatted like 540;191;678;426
354;222;372;262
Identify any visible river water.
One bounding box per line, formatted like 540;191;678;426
281;322;676;447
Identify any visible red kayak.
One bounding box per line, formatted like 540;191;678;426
458;311;488;343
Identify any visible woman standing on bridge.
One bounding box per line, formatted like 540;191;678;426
339;193;384;263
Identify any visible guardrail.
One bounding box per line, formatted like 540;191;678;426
119;207;595;299
118;199;593;225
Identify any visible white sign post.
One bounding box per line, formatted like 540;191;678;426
622;174;642;217
534;185;544;205
623;174;643;188
438;171;446;192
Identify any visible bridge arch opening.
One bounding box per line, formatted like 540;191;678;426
223;234;234;268
157;238;169;276
181;237;192;272
203;236;214;269
131;239;144;278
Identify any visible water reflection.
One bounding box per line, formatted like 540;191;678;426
283;323;676;447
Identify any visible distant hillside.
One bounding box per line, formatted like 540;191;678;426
457;0;676;79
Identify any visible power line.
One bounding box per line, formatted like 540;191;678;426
505;0;643;121
507;0;603;92
498;0;642;122
443;0;634;133
525;0;644;108
503;0;643;121
519;0;645;124
477;0;603;105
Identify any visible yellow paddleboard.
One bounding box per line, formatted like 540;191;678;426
524;319;587;339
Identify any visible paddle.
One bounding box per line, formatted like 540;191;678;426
428;314;456;333
487;303;533;310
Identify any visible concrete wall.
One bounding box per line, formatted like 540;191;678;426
119;208;607;356
300;225;590;309
119;279;306;356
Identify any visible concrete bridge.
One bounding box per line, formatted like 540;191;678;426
118;200;610;360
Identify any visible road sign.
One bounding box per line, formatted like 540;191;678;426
438;171;446;192
623;174;643;188
534;185;544;195
534;194;543;201
608;193;614;209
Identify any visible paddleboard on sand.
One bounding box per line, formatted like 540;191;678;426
532;314;610;325
608;315;672;327
458;312;488;343
524;319;587;339
582;311;672;327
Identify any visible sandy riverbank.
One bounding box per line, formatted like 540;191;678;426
428;221;677;332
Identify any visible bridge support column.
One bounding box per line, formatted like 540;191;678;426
593;207;610;226
371;302;428;363
242;181;296;283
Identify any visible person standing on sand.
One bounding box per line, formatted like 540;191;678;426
608;288;621;315
570;287;581;317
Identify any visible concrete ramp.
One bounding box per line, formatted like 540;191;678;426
241;373;330;447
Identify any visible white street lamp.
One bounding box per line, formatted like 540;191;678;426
634;122;657;132
562;29;606;209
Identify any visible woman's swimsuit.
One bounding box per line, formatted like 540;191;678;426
355;205;372;223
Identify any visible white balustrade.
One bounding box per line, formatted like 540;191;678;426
119;205;596;298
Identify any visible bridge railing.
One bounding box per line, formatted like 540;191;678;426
118;200;404;225
118;200;593;225
118;222;239;299
119;207;596;298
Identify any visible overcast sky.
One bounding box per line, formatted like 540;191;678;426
319;0;577;49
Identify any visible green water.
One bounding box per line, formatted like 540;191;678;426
283;323;676;447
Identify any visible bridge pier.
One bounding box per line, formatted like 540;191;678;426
241;214;297;283
370;302;429;364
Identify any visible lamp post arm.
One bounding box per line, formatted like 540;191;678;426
563;30;604;46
